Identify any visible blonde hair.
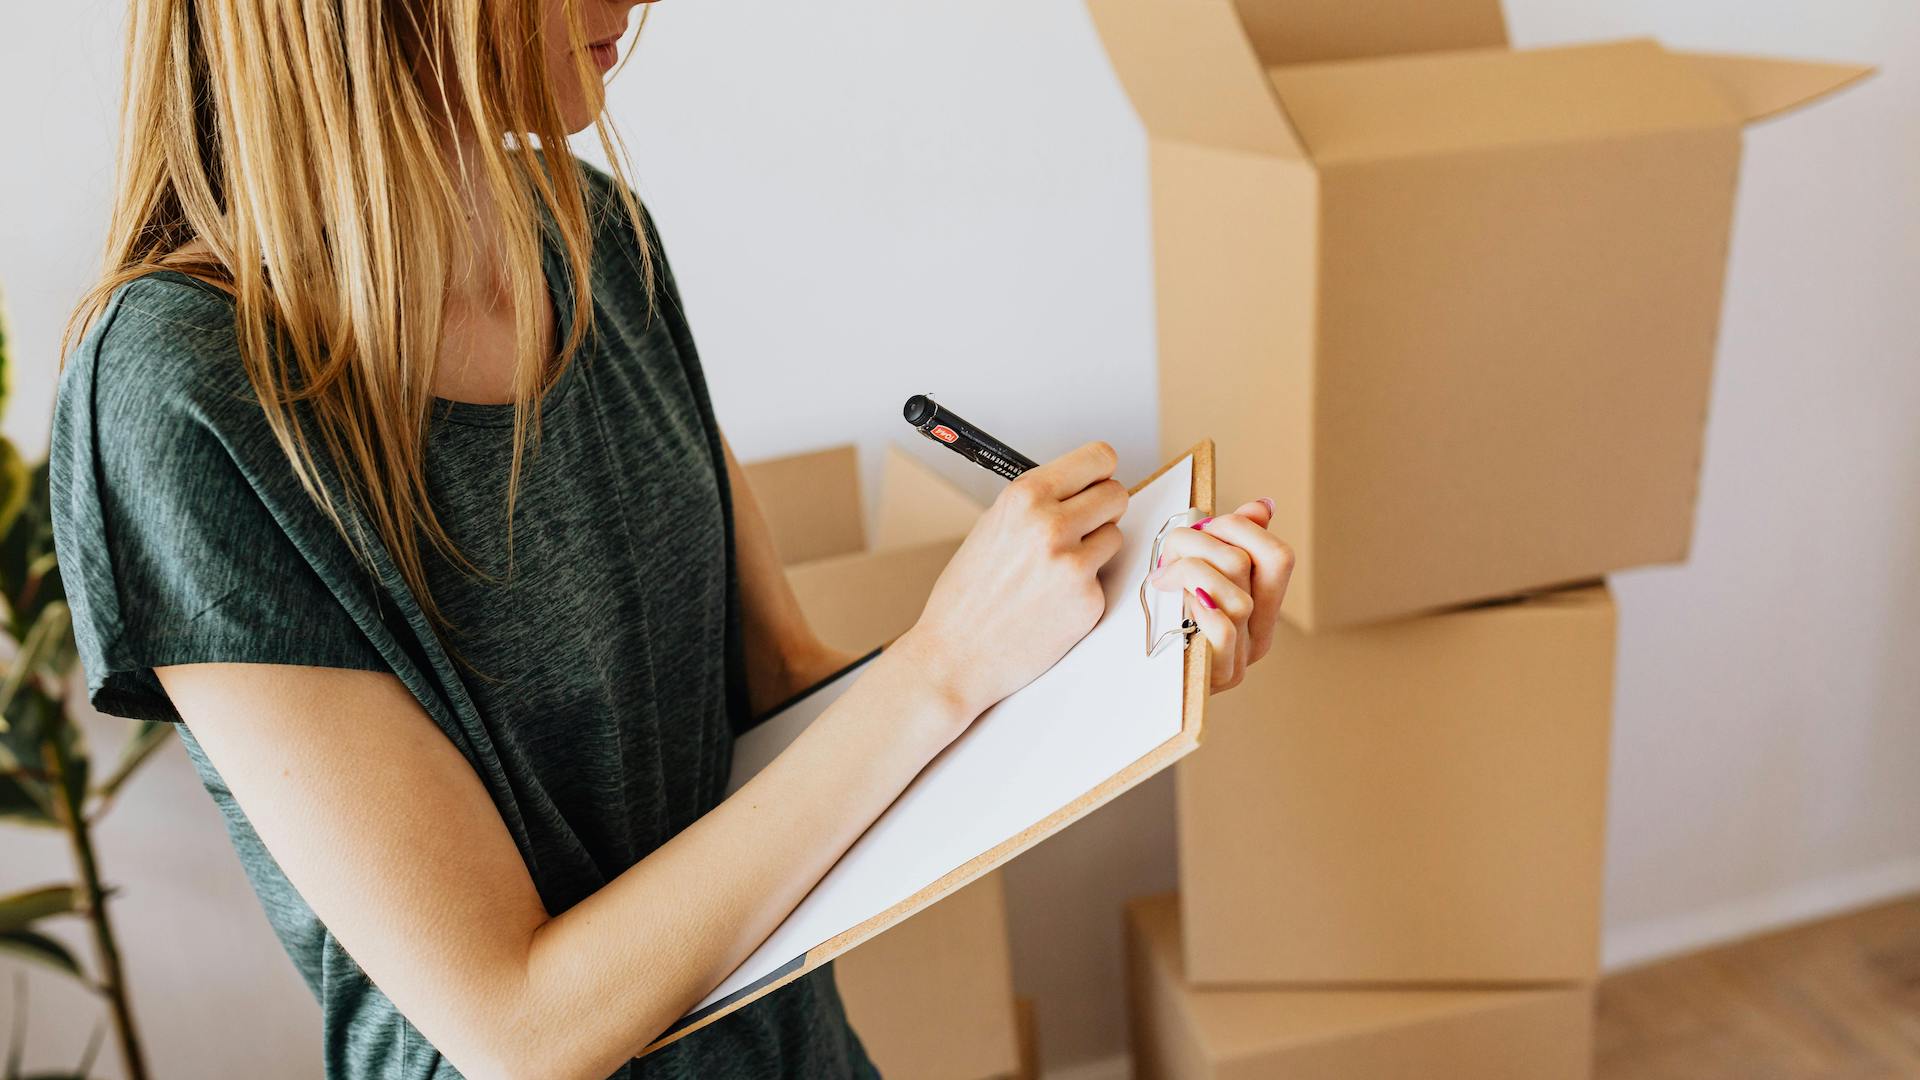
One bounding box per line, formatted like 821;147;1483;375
64;0;651;631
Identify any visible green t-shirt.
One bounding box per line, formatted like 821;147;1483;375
49;165;879;1080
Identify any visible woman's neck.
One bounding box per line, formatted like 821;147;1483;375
445;128;515;311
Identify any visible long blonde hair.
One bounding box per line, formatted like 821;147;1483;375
64;0;651;630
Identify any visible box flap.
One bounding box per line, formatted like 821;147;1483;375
1672;51;1875;126
1268;39;1740;164
741;445;866;566
1236;0;1507;67
873;445;986;551
1085;0;1307;158
787;539;965;655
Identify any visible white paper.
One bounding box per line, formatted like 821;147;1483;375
696;457;1194;1012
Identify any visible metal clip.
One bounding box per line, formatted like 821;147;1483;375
1141;508;1205;657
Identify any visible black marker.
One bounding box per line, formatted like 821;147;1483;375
902;394;1039;482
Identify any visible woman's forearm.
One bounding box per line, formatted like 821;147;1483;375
475;631;972;1077
158;636;975;1080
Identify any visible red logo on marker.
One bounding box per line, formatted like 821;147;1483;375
931;425;959;444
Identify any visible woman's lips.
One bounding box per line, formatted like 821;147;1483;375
588;39;619;72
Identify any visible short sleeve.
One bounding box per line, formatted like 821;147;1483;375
50;277;389;724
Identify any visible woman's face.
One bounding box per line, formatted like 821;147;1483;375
543;0;650;133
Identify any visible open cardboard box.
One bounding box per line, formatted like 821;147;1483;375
1178;585;1615;985
742;444;1022;1079
1087;0;1873;630
744;443;984;655
1127;894;1594;1080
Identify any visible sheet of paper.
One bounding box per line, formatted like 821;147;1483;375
698;456;1194;1011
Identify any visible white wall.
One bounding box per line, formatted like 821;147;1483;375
1506;0;1920;974
2;1;1915;1076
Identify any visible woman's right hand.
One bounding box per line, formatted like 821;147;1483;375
899;440;1130;720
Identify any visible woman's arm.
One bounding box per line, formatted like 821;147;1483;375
156;440;1130;1080
718;433;859;714
158;642;960;1079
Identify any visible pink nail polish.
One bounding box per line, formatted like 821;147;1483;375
1258;497;1275;515
1190;517;1214;531
1196;587;1217;610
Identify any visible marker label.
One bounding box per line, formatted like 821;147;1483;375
931;425;959;444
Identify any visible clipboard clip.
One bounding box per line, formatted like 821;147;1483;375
1141;508;1206;658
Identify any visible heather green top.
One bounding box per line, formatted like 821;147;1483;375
49;164;878;1080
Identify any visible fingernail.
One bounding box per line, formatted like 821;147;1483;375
1195;587;1217;610
1258;497;1275;515
1190;516;1213;531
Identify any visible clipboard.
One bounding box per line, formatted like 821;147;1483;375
645;439;1215;1054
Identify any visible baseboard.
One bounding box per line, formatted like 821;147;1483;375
1602;854;1920;971
1043;1052;1130;1080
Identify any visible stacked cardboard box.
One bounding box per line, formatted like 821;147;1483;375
835;874;1026;1080
743;445;1028;1079
1088;0;1871;632
1128;894;1593;1079
1178;587;1616;987
1085;0;1868;1074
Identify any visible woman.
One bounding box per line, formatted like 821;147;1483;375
50;0;1293;1076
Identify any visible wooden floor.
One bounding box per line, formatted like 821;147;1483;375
1596;895;1920;1079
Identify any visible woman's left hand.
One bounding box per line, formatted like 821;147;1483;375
1146;497;1294;693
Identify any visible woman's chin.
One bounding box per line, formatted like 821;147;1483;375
556;88;607;136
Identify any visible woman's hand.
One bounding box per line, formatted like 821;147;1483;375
900;441;1129;718
1146;497;1294;693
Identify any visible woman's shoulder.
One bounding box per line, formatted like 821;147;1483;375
55;271;273;492
66;271;250;413
565;156;666;253
571;156;634;215
93;269;241;346
561;158;685;307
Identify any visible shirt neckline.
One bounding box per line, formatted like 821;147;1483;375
431;222;584;429
137;223;585;432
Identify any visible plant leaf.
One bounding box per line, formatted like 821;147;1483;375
0;506;36;626
0;770;57;828
0;461;52;631
0;930;82;983
0;692;62;786
92;722;173;804
0;886;78;933
0;604;71;722
0;442;25;564
71;1020;106;1079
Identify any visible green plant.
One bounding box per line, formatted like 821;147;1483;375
0;293;169;1080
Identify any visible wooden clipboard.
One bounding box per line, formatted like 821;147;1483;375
645;438;1215;1054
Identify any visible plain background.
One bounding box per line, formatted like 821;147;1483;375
1;0;1915;1075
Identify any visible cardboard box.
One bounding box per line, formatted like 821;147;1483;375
1014;996;1040;1080
1127;894;1594;1080
1086;0;1872;629
1178;585;1615;984
835;874;1025;1080
745;445;1019;1078
743;444;985;656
